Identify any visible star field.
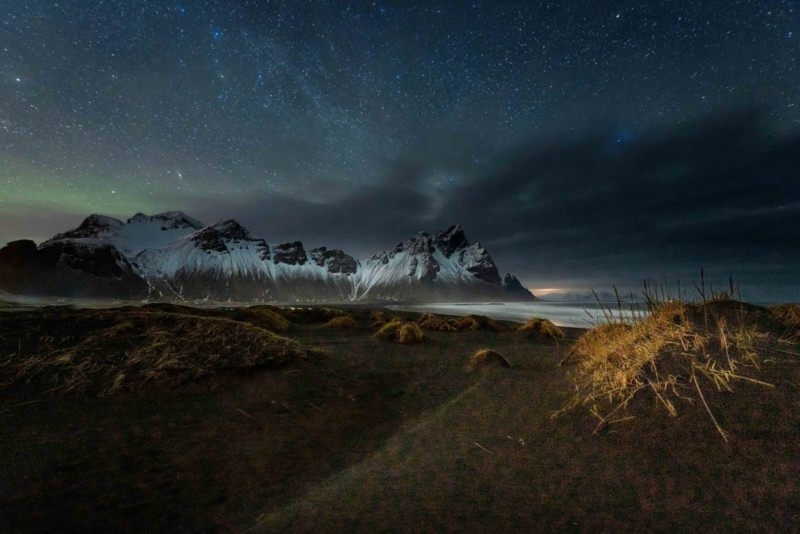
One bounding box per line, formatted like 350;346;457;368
1;1;799;297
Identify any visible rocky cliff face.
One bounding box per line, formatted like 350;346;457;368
0;212;535;302
310;247;358;275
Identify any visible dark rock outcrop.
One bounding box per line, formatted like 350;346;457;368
273;242;308;266
435;224;469;258
309;247;358;275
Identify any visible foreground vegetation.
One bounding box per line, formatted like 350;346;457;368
0;299;798;532
560;290;799;440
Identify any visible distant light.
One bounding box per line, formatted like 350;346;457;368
531;287;566;295
15;77;21;82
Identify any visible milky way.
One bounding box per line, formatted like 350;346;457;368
1;1;799;298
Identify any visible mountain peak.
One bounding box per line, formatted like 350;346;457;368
273;241;308;266
503;273;534;298
128;211;203;230
435;224;469;258
44;213;123;244
208;219;250;238
190;220;256;253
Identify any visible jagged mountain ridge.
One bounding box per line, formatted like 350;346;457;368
0;211;535;302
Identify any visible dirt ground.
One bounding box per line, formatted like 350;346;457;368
1;306;799;532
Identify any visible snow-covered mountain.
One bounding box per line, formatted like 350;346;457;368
0;212;535;302
43;211;204;256
353;225;513;301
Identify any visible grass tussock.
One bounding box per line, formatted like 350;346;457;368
322;316;357;329
518;317;564;340
449;314;508;333
561;300;773;441
467;349;511;371
0;308;305;396
373;319;425;344
370;310;389;327
771;304;800;341
416;313;458;332
223;306;291;332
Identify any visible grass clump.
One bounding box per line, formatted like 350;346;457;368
771;304;800;341
467;349;511;372
223;306;291;332
373;319;425;345
518;317;564;340
416;313;457;332
0;308;305;396
449;314;508;333
560;300;772;441
370;310;389;327
323;316;357;329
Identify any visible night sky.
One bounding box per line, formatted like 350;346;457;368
1;1;799;299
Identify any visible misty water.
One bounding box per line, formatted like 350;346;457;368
388;301;646;328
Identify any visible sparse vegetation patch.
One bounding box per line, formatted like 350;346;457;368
0;308;305;396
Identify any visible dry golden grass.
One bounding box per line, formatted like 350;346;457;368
0;309;305;396
224;306;291;332
323;316;357;329
518;317;564;340
771;304;800;341
560;300;772;440
449;314;508;332
416;313;458;332
373;319;425;344
467;349;511;371
370;310;389;327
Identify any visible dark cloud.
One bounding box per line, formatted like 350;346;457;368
435;108;800;290
177;107;800;298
